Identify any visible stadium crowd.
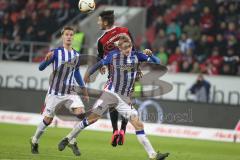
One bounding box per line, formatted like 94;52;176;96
146;0;240;76
0;0;79;42
0;0;239;76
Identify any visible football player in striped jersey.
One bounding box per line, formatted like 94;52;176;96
30;26;88;156
58;35;169;160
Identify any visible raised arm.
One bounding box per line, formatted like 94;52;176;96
137;50;160;64
39;51;55;71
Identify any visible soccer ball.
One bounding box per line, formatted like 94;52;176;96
78;0;96;13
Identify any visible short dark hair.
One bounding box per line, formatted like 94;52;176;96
61;26;74;35
99;10;114;26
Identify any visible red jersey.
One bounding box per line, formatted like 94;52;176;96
97;26;132;59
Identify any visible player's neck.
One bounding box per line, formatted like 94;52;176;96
63;44;72;51
105;25;114;30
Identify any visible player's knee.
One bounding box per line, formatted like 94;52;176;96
43;117;53;125
87;113;100;124
135;121;144;130
73;107;85;115
130;117;144;130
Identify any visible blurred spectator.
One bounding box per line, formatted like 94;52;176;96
155;46;168;65
206;48;223;74
168;61;180;73
0;0;9;15
177;5;190;27
72;27;85;53
226;34;239;52
224;22;238;39
166;33;178;54
152;29;167;52
154;15;166;34
1;13;13;40
166;20;181;38
22;11;38;41
192;0;202;13
221;48;239;75
181;49;194;72
200;6;214;35
183;18;201;41
189;74;211;102
225;3;238;22
52;0;69;26
168;47;182;68
25;0;36;16
18;10;28;39
194;34;213;63
191;62;201;73
215;21;227;35
187;5;200;21
36;9;56;42
215;4;226;26
179;33;195;54
181;61;192;73
214;34;227;54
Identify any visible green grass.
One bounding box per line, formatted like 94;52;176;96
0;123;239;160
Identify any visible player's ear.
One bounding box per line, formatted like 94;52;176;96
103;20;108;27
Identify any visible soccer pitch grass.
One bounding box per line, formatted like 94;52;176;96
0;123;239;160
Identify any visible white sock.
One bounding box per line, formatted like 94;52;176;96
69;138;77;145
66;118;89;141
136;130;157;159
32;120;48;144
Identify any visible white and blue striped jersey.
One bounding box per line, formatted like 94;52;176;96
89;49;160;96
39;47;85;96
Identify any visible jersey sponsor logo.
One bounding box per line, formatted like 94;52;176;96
63;61;76;68
116;64;136;71
104;43;116;53
102;33;129;53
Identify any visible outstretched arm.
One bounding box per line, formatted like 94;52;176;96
88;60;105;76
84;60;105;83
84;53;112;83
148;55;160;64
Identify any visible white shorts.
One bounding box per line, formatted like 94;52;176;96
42;94;84;118
92;90;138;119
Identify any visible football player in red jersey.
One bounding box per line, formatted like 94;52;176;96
97;10;136;147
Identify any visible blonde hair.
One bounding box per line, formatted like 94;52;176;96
115;34;132;48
